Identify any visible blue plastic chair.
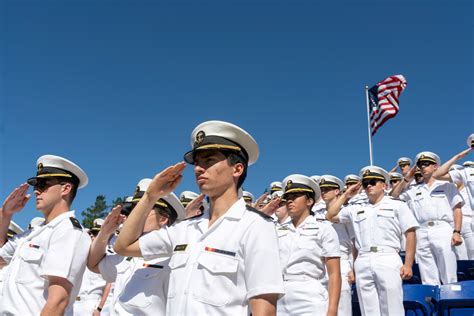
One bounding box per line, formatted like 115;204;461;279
456;260;474;281
436;280;474;316
403;284;438;316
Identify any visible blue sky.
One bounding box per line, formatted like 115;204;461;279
1;0;472;229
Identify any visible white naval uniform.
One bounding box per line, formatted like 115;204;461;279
400;180;464;285
276;216;340;316
338;196;419;316
139;198;284;316
312;199;326;216
0;211;90;315
314;206;354;316
98;247;171;315
450;167;474;259
68;267;107;315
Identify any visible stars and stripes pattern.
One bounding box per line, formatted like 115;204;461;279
368;75;407;136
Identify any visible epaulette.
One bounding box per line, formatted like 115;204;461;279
182;212;204;221
246;205;272;220
69;217;83;230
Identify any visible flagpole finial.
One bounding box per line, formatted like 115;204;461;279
365;85;369;89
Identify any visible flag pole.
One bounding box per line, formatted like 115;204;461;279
365;85;374;165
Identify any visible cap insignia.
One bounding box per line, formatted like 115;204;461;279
420;154;425;159
364;169;370;176
286;180;293;189
320;178;325;184
180;196;186;202
37;163;43;173
195;131;206;147
134;186;140;196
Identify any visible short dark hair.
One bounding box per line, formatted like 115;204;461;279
225;152;247;189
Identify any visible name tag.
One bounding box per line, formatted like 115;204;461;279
357;210;365;215
174;244;188;252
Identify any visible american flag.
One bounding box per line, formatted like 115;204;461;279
368;75;407;136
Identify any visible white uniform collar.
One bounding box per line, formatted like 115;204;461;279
45;210;75;228
187;198;246;225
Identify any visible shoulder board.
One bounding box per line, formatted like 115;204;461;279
182;212;204;221
246;205;272;220
69;217;83;230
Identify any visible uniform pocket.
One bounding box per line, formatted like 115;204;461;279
119;265;165;310
298;230;318;250
17;247;43;284
192;251;239;306
167;253;189;298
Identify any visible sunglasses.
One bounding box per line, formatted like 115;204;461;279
33;179;65;192
417;161;434;168
399;163;410;167
390;179;401;184
362;179;383;188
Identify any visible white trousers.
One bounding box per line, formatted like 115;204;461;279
277;278;328;315
416;222;457;285
65;294;101;315
462;215;474;260
354;252;404;316
339;258;352;316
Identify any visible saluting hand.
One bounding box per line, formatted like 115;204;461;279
1;183;30;217
455;148;472;161
344;182;362;199
252;192;269;210
400;264;413;280
260;197;281;216
146;162;186;201
100;206;125;237
185;194;205;218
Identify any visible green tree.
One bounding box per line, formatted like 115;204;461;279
82;195;108;229
110;196;127;208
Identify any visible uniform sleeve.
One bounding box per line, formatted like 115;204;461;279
40;223;91;285
98;253;124;282
139;226;174;261
241;218;284;300
0;236;19;264
320;224;341;258
397;201;419;233
445;183;465;209
399;190;411;202
449;169;465;186
337;205;352;224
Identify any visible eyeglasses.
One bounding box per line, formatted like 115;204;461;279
417;161;434;168
33;179;64;192
362;179;382;188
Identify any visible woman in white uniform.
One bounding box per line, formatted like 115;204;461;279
87;179;186;316
277;174;341;316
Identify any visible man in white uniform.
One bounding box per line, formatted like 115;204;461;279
88;178;185;316
0;155;91;315
114;120;284;315
393;152;464;285
327;166;418;316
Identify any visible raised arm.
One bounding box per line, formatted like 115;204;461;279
114;162;185;256
0;184;30;247
326;183;361;222
390;166;416;199
433;148;472;181
88;206;125;272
